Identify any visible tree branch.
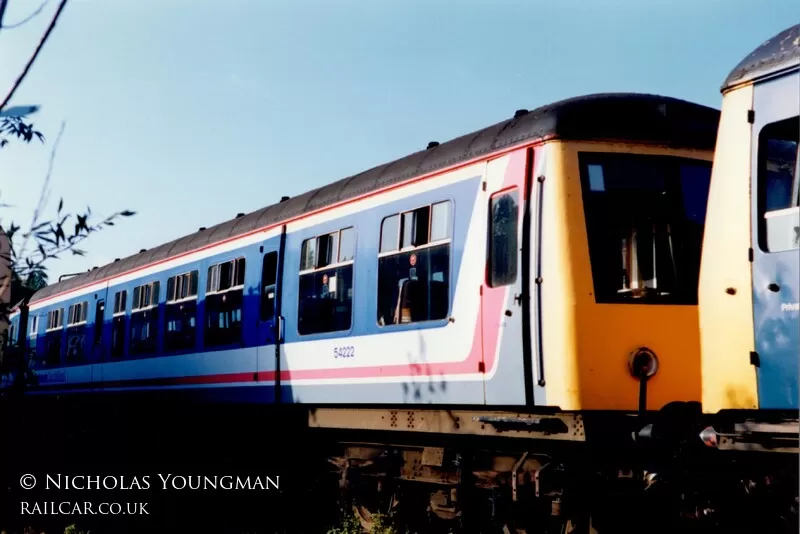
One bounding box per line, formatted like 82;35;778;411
16;120;64;263
0;0;9;30
0;120;63;308
1;0;51;29
0;0;69;112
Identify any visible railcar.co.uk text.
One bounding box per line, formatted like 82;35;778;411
18;474;280;515
22;501;149;516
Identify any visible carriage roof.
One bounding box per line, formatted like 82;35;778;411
722;24;800;93
28;92;719;306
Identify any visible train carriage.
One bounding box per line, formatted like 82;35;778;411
698;23;800;453
4;93;721;532
5;94;719;412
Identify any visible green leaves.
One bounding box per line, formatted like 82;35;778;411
0;116;45;149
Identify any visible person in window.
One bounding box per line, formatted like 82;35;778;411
321;274;330;299
393;266;421;324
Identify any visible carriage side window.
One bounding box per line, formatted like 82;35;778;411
65;301;89;364
204;257;245;347
578;153;712;305
93;300;104;347
757;116;799;253
46;308;63;331
26;314;38;353
377;201;451;326
67;301;88;326
165;270;198;353
111;290;127;358
44;308;63;367
488;189;519;287
260;252;278;322
298;227;355;335
130;280;160;356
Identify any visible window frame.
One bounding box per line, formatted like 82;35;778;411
377;201;453;260
45;308;63;332
129;280;160;356
299;227;356;276
487;186;520;288
376;199;454;328
203;256;247;348
167;269;199;303
29;315;38;336
577;152;713;306
206;257;246;295
164;270;199;354
67;301;89;327
260;251;279;323
113;290;127;316
93;299;105;347
65;301;89;364
296;226;357;336
756;115;799;254
132;280;160;312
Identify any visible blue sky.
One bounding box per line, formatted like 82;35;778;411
1;0;797;284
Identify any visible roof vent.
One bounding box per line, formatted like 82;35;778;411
280;196;290;203
236;212;245;218
514;109;528;118
114;258;120;262
92;266;98;270
427;141;439;149
199;227;206;231
139;249;146;253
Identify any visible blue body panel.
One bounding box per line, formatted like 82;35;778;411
5;175;506;406
750;71;800;410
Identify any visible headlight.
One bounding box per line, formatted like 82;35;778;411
628;347;659;379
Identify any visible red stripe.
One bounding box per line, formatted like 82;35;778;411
31;311;487;391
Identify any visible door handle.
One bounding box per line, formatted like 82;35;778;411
277;316;284;342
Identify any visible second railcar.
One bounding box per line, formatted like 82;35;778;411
697;24;800;453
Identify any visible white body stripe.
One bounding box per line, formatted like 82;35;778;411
22;150;527;388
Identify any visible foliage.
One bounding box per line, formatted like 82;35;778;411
326;507;400;534
0;116;134;398
0;117;135;325
326;512;363;534
0;116;44;148
1;191;135;290
0;525;90;534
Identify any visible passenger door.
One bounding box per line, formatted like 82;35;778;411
90;293;107;386
256;248;280;346
482;148;543;406
750;71;800;410
256;233;286;400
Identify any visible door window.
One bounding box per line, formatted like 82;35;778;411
757;116;799;253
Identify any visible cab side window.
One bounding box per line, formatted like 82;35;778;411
488;189;519;287
757;116;799;253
